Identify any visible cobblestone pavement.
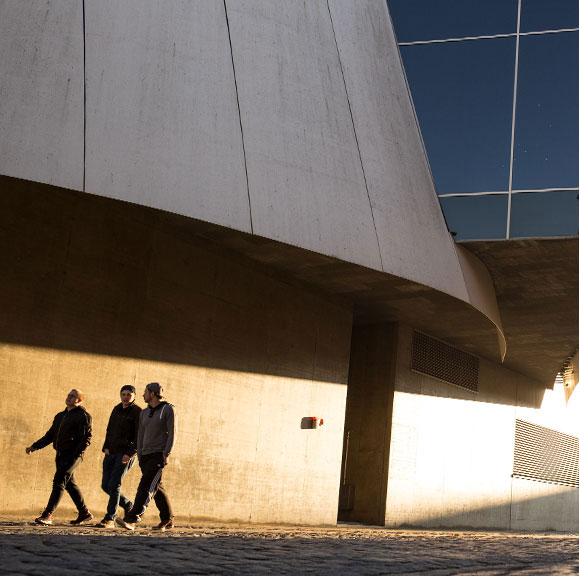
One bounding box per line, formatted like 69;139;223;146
2;517;579;575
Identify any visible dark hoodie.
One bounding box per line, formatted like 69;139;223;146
31;406;92;459
102;402;141;457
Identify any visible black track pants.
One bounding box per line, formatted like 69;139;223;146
127;452;173;523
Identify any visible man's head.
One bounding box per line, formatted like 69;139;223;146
143;382;164;406
65;389;84;410
120;385;136;407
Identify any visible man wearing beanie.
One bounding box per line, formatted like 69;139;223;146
117;382;177;532
96;385;141;528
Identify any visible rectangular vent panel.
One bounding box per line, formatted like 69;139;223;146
513;419;579;487
411;331;479;392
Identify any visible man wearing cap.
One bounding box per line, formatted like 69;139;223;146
26;389;93;526
116;382;177;531
96;385;141;528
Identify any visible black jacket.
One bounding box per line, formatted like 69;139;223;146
102;402;141;457
32;406;92;458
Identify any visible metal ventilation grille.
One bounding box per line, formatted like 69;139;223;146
513;419;579;487
411;331;479;392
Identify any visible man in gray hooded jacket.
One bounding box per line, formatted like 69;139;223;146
116;382;177;532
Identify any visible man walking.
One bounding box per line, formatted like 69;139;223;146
116;382;177;531
96;384;141;528
26;389;93;526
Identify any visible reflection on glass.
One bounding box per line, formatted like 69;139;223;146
513;33;579;190
401;39;514;194
387;0;517;43
440;195;508;240
521;0;579;33
510;190;579;237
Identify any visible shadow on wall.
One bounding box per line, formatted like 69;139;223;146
393;320;548;410
388;480;579;532
0;176;352;386
395;370;547;410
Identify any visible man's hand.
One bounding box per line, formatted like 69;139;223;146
25;446;34;454
104;449;110;455
122;454;131;464
164;455;169;466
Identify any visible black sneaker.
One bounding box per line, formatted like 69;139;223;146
70;511;93;525
152;518;174;532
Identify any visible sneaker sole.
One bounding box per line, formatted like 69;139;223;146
71;517;93;526
115;517;135;531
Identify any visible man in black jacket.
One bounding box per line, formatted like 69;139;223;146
26;389;93;526
96;384;141;528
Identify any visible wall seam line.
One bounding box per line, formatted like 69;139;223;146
326;0;384;271
82;0;87;193
223;0;254;234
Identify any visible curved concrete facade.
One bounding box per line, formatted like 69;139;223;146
0;0;504;334
0;1;530;528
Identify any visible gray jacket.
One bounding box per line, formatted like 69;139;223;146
137;401;177;459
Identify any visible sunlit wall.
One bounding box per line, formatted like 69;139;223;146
0;185;352;524
385;325;579;531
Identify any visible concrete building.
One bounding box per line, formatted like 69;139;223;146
0;1;577;530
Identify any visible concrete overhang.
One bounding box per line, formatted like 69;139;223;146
187;215;506;369
7;176;575;389
461;238;579;388
197;222;577;389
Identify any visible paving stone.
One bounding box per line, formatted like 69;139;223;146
2;518;579;575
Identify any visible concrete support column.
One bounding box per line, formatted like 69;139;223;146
338;323;397;525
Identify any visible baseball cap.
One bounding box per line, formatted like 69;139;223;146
146;382;164;397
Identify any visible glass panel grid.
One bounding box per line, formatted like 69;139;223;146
401;39;514;195
512;32;579;191
387;0;518;44
390;0;579;239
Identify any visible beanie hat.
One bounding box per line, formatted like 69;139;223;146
120;385;136;394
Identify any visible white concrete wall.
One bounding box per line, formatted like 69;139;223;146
0;1;482;309
84;0;252;233
328;0;467;300
0;0;84;190
386;325;579;531
227;0;382;270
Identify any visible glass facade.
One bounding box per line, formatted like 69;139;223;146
387;0;518;43
513;33;579;191
401;39;515;195
440;195;508;240
388;0;579;240
520;0;579;32
510;190;579;237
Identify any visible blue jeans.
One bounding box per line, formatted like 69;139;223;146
101;453;135;521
